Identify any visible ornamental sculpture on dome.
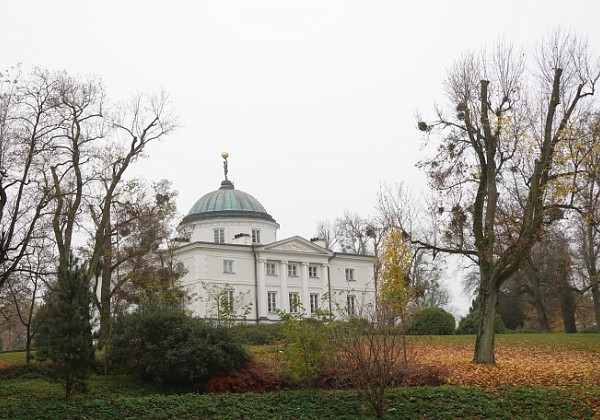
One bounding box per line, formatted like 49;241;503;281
222;151;229;181
220;152;234;190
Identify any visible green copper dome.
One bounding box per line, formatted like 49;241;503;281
183;180;276;223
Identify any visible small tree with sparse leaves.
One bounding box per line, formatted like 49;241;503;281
331;227;414;418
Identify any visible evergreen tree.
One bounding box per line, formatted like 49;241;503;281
36;256;94;399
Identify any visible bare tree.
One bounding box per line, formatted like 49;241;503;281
417;33;598;363
377;183;450;308
1;237;55;361
573;112;600;328
315;219;340;250
83;92;176;344
0;68;59;290
46;71;104;274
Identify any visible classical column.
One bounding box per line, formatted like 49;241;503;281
321;264;329;294
301;262;310;314
257;259;267;319
322;263;332;317
280;260;289;312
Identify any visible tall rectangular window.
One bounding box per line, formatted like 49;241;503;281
221;289;234;312
345;268;355;281
223;260;234;273
310;293;319;314
267;291;277;313
308;265;319;278
288;264;298;277
252;229;261;244
347;295;356;316
214;228;225;243
266;262;277;276
289;292;300;314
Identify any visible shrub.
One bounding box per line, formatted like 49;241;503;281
230;323;284;345
201;362;293;393
278;314;331;385
408;307;455;335
0;362;52;380
456;310;506;334
107;304;251;386
400;364;448;386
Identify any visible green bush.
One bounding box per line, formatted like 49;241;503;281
408;307;455;335
230;323;284;345
456;310;506;334
0;362;52;380
279;315;331;385
107;304;251;386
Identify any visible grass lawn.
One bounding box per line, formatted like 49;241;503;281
0;350;31;365
1;333;599;419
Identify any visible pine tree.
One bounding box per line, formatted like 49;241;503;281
36;256;94;399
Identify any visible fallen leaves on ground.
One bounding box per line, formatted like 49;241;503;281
412;342;600;388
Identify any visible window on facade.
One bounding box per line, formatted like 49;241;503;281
214;228;225;243
223;260;234;273
308;265;319;278
252;229;261;244
347;294;356;316
287;263;298;277
221;289;234;312
310;293;319;314
345;268;355;281
289;292;300;314
267;291;277;313
266;262;277;276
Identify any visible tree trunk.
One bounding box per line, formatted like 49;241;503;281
557;282;577;333
99;215;112;346
592;280;600;330
473;270;498;364
25;326;32;364
529;274;551;331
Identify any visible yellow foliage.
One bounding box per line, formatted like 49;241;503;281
377;228;413;310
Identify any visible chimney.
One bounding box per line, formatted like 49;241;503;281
310;237;327;249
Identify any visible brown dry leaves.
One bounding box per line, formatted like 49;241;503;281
412;342;600;388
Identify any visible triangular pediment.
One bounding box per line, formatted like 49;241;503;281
260;236;333;256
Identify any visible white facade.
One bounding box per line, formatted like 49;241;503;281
174;166;375;322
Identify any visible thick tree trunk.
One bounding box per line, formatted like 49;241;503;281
557;283;577;333
529;274;551;331
473;270;498;364
592;280;600;330
555;258;577;333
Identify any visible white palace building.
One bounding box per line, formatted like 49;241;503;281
174;153;376;322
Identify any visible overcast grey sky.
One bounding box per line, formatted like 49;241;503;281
2;0;599;314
